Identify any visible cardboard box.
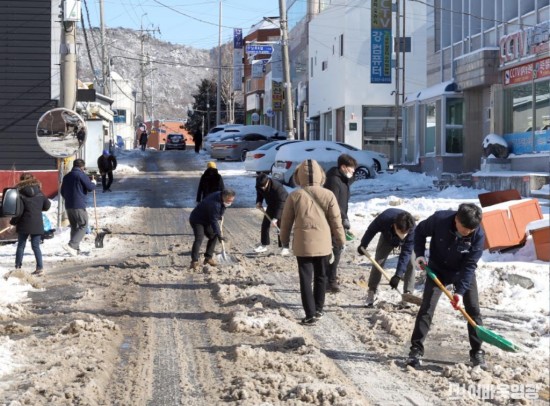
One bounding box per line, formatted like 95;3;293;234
529;221;550;262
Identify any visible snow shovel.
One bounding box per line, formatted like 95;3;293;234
360;247;423;306
92;189;110;248
258;207;280;234
216;217;236;264
423;264;520;353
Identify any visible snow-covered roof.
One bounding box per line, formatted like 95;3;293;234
404;80;461;104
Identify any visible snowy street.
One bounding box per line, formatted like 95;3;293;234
0;149;548;405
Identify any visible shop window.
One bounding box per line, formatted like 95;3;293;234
445;98;463;154
425;102;436;155
113;109;127;124
511;84;532;132
362;106;399;157
535;81;550;131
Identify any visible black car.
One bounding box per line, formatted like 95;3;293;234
165;133;186;150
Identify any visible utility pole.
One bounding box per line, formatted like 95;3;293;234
61;17;77;109
216;0;222;125
393;0;401;164
100;0;108;95
140;15;147;123
279;0;294;139
206;86;210;133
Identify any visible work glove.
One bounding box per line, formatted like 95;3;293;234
451;294;463;310
91;178;97;185
271;219;278;227
217;235;226;243
357;245;367;256
415;256;427;269
256;203;263;210
342;218;351;230
389;275;401;289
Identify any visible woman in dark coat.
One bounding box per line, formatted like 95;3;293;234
196;162;224;203
13;173;51;275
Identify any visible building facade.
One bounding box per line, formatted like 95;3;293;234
403;0;549;177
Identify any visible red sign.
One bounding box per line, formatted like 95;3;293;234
503;57;550;86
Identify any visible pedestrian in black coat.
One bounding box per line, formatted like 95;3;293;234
254;173;288;252
323;153;357;292
13;173;51;275
196;162;224;203
194;133;203;153
139;131;148;151
97;150;118;192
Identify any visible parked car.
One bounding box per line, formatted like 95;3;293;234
271;140;389;186
165;133;186;150
202;124;244;152
244;140;303;173
205;125;284;155
211;133;278;161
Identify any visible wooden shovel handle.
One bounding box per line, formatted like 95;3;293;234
424;267;478;328
258;207;280;233
361;247;404;295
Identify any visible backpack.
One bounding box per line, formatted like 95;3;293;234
1;188;24;224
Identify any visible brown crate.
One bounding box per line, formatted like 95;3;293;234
530;226;550;262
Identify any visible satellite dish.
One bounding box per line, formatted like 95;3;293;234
36;108;86;158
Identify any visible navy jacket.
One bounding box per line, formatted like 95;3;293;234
189;191;226;236
196;168;224;202
360;208;415;278
61;167;96;209
255;178;288;219
414;210;485;295
324;166;353;224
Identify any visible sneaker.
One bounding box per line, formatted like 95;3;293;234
280;248;290;256
190;261;200;270
365;290;377;308
203;258;218;266
62;244;78;257
470;350;487;368
407;347;423;368
254;245;268;253
314;310;324;319
327;283;340;294
32;268;44;276
301;317;317;326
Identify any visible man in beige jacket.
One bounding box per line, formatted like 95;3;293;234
280;159;346;325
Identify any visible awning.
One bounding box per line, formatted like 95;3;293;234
404;80;461;104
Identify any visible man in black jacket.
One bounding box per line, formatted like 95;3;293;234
324;154;357;293
407;203;486;368
97;150;117;192
196;162;225;203
357;208;416;306
254;173;288;253
189;189;236;270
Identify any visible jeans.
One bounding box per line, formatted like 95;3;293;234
260;214;281;247
15;233;43;270
410;276;483;355
368;233;415;293
101;171;113;191
297;255;329;319
190;222;217;262
66;208;88;250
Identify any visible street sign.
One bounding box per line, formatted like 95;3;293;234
246;45;273;55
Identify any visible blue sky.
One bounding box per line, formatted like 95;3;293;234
85;0;280;49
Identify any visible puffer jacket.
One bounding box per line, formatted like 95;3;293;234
15;178;51;235
280;159;346;257
196;168;224;202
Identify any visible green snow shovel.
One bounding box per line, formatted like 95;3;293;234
361;247;423;306
423;264;520;353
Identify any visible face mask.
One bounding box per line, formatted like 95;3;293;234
223;202;232;207
345;172;354;179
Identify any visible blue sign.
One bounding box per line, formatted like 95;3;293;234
245;45;273;55
503;130;550;154
371;29;392;83
233;29;243;49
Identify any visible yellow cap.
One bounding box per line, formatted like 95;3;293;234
207;161;216;169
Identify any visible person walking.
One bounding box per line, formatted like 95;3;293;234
196;162;224;203
193;133;203;153
12;173;51;276
356;208;416;307
324;153;357;293
407;203;486;368
254;173;288;253
139;130;148;151
97;150;117;192
279;160;346;325
60;159;97;256
189;189;236;270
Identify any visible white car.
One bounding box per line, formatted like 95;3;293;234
244;140;302;173
271;140;388;186
204;124;280;154
202;124;243;153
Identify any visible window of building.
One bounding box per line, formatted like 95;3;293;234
403;105;417;163
310;57;314;77
425;102;436;155
339;34;344;56
323;111;332;139
246;79;251;93
322;60;328;71
113;109;127;124
362;106;400;157
445;98;463;154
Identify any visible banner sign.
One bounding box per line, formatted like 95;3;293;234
246;45;273;55
371;0;392;84
233;28;243;49
233;48;243;91
272;81;283;111
503;57;550;86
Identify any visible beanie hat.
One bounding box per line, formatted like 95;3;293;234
207;161;216;169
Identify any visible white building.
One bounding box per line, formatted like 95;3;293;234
307;0;428;161
110;71;136;149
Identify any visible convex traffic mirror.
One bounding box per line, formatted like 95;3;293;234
36;108;87;158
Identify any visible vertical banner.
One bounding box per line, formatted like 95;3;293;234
233;28;243;90
272;81;283;111
371;0;392;84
